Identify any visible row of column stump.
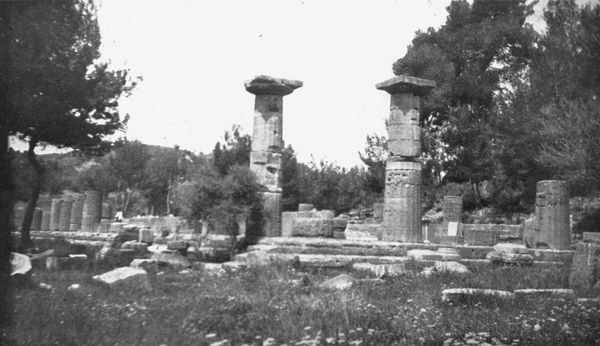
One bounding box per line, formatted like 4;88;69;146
16;191;110;233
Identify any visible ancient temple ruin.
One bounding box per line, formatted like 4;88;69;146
245;75;303;236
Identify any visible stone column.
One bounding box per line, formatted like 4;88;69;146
376;75;435;242
245;75;302;237
49;198;62;231
82;190;102;232
69;193;85;231
58;194;73;231
40;206;51;231
443;196;463;227
535;180;570;249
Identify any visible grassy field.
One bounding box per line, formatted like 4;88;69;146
2;262;599;345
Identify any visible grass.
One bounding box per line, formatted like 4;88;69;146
2;263;599;345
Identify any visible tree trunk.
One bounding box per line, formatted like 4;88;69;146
20;140;43;251
0;1;14;333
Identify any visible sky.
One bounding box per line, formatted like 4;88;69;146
12;0;593;167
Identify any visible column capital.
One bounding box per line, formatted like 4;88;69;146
245;75;303;96
376;75;435;96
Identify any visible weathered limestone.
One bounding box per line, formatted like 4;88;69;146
535;180;570;249
443;196;463;228
93;267;151;291
245;75;302;237
82;190;101;232
291;218;333;237
49;198;62;231
569;242;600;289
58;195;73;232
377;75;435;242
69;193;85;231
298;203;314;212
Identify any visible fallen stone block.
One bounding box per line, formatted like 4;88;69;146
93;267;150;291
442;288;514;302
332;218;348;230
407;249;460;261
513;288;575;298
121;240;149;253
151;252;191;270
493;243;529;254
11;252;32;276
45;256;89;270
130;259;159;273
486;251;533;266
320;274;355;290
434;261;470;274
195;246;231;262
139;228;154;243
167;240;188;251
351;263;406;277
344;224;381;241
221;261;247;273
292;218;333;237
200;263;226;276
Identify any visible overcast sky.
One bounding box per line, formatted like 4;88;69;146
15;0;594;166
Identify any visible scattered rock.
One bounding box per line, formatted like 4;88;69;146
151;252;191;270
147;244;169;253
39;282;53;290
209;340;230;346
92;267;151;291
200;263;226;276
291;274;311;288
221;261;247;273
320;274;355;290
10;252;32;276
67;283;80;291
434;261;470;274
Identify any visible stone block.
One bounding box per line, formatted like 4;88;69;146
139;228;154;243
569;242;600;289
298;203;314;211
121;241;149;253
151;252;191;270
344;224;381;241
332;218;348;230
441;288;514;302
167;240;188;251
130;259;159;273
332;230;346;239
438;235;464;245
10;252;32;276
434;261;470;274
45;256;89;270
513;289;575;298
486;251;533;266
407;249;460;261
493;243;529;254
291;218;333;237
320;274;355;290
463;225;498;246
352;263;406;277
93;267;150;291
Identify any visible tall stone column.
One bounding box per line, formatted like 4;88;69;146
58;194;73;231
245;75;302;237
82;190;101;232
376;75;435;242
49;198;62;232
535;180;570;249
69;193;85;231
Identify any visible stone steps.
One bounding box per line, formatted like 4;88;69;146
247;237;574;263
